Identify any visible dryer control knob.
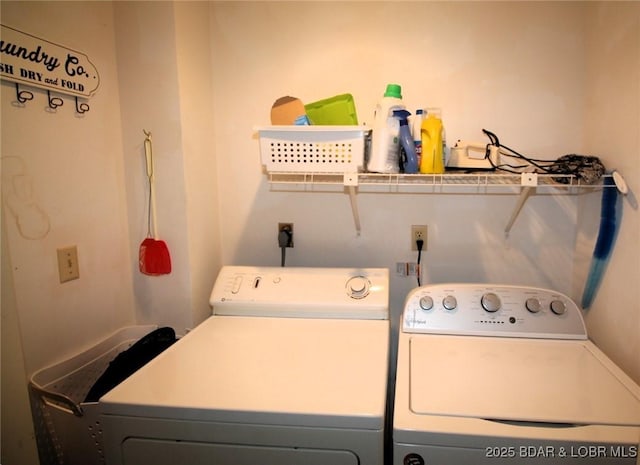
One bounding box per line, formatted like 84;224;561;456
550;300;566;315
481;292;501;312
419;296;434;311
442;295;457;311
231;276;243;294
346;276;370;299
525;298;542;313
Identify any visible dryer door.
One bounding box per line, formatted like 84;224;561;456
122;438;359;465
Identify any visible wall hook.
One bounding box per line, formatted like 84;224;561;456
75;96;90;114
15;83;34;104
47;90;64;110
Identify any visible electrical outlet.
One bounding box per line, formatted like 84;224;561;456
278;223;294;248
57;245;79;283
411;225;428;251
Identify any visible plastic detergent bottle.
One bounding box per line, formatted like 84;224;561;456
420;111;445;174
393;109;418;174
411;109;424;165
367;84;405;173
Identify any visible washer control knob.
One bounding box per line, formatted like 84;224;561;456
419;296;434;311
550;300;566;315
346;276;370;299
481;293;501;312
525;298;542;313
442;295;457;311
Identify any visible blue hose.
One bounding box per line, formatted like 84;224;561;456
581;175;620;309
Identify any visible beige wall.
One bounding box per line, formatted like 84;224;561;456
208;1;638;381
2;0;136;374
1;2;638;464
1;2;220;463
113;1;221;332
582;2;640;384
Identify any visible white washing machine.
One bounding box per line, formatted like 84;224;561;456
100;266;389;465
394;283;640;465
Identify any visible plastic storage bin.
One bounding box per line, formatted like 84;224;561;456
257;125;370;173
304;93;359;125
29;325;158;465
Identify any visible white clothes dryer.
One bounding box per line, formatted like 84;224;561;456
100;266;389;465
394;283;640;465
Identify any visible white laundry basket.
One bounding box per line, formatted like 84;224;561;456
256;126;370;173
29;325;158;465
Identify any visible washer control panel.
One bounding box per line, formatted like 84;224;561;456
210;266;389;320
403;283;587;339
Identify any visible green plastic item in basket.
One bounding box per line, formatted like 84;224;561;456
304;93;358;125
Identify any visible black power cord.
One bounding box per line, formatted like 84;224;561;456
416;238;424;286
480;129;604;184
278;226;292;267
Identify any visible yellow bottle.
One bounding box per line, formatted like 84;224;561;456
420;113;444;174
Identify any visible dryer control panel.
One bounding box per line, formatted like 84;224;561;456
210;266;389;320
403;284;587;339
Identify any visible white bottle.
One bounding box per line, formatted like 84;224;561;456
367;84;405;173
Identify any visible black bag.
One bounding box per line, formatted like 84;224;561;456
84;327;177;402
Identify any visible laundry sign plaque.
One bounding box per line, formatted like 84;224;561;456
0;24;100;98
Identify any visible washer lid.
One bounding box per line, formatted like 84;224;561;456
100;316;389;430
409;336;640;426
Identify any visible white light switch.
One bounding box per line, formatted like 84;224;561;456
57;245;79;283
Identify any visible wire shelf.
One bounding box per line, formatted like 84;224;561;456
264;171;612;235
267;171;611;191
